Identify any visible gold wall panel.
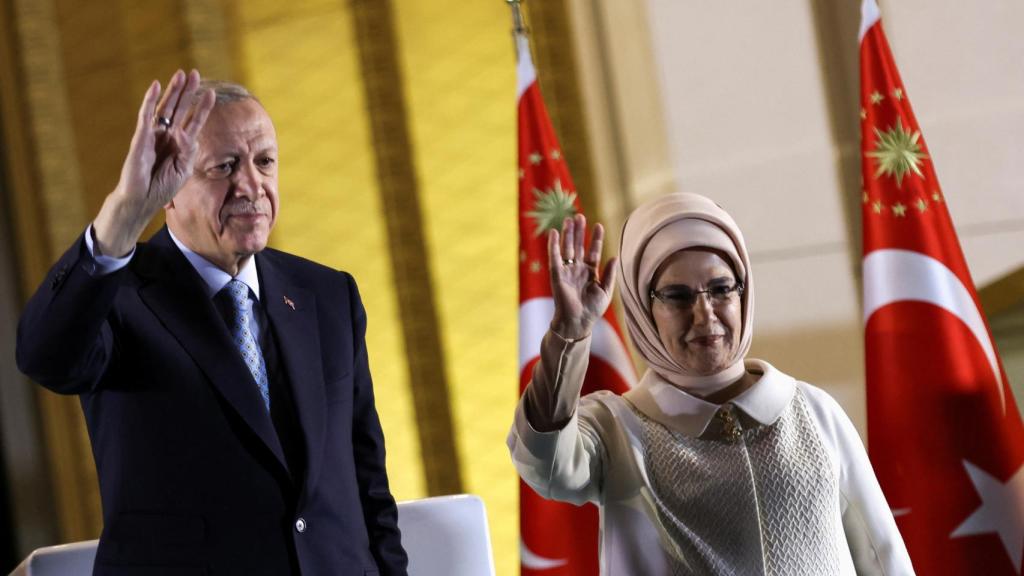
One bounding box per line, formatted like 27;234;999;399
56;0;190;219
350;0;462;496
8;0;98;542
236;0;426;500
393;1;519;573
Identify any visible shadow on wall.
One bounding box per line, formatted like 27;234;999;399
749;323;866;429
990;298;1024;420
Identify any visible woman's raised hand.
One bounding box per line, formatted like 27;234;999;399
547;214;618;340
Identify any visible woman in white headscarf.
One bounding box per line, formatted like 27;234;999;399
509;193;915;575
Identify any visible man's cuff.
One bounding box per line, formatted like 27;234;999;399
83;223;134;275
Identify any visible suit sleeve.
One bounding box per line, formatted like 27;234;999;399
16;232;126;394
344;273;408;576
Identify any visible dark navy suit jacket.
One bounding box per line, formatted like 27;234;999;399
16;228;408;576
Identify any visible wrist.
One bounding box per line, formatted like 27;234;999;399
549;319;591;342
93;191;150;257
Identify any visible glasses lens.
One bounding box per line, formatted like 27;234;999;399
659;288;696;308
708;284;735;301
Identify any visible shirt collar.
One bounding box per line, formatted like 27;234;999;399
624;359;795;437
168;228;261;300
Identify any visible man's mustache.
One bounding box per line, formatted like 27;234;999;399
222;199;268;217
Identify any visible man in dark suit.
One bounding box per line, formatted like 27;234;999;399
16;70;408;575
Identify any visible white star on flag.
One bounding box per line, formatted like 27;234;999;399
951;461;1024;573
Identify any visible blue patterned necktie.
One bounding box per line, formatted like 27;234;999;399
221;279;271;412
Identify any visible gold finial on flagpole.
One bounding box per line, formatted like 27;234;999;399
507;0;528;35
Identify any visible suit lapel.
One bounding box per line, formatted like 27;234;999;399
135;229;289;475
258;254;327;501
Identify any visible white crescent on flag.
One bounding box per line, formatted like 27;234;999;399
520;538;568;571
862;248;1005;413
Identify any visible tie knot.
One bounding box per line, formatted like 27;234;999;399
223;279;252;312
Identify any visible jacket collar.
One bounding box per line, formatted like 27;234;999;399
624;359;795;438
133;229;292;477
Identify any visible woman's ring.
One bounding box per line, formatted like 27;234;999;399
563;258;576;266
157;116;172;129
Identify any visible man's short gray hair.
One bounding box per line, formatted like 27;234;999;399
199;80;260;106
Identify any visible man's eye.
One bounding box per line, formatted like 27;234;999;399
257;157;276;168
209;162;233;175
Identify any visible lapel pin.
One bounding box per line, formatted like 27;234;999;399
283;295;296;310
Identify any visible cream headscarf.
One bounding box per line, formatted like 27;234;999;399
617;193;754;396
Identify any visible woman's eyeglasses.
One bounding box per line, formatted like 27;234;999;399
649;282;744;309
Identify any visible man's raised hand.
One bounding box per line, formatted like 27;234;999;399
93;69;215;257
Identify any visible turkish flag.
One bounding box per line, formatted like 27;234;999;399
860;1;1024;574
515;31;636;576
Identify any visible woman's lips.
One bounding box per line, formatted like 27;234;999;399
687;335;724;347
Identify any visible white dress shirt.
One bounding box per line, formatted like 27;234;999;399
83;224;263;337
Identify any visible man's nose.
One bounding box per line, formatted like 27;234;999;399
232;162;264;199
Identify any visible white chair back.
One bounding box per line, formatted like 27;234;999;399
398;494;496;576
9;540;98;576
10;494;495;576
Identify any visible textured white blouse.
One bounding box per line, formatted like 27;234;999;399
509;335;916;576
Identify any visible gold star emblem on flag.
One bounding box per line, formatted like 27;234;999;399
525;179;578;237
866;117;928;187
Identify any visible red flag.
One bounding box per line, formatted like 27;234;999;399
860;1;1024;573
515;31;636;576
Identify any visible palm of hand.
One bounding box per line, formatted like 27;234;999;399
548;214;618;340
553;261;609;329
125;127;198;211
118;70;214;215
150;130;199;205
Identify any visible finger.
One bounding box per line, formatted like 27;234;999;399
561;217;575;262
170;69;201;126
182;87;216;140
154;70;186;128
137;80;161;131
586;222;604;267
547;228;563;279
131;81;161;149
600;256;619;295
124;81;161;164
171;69;202;128
574;213;586;264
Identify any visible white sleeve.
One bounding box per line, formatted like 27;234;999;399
508;334;606;506
83;223;134;275
803;385;917;576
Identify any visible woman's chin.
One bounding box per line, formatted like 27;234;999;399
676;347;731;375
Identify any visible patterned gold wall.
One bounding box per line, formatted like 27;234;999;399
392;1;519;573
234;0;426;501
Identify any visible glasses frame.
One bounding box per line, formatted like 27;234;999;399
649;281;745;309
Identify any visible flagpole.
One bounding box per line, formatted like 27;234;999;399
507;0;527;35
507;0;530;63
